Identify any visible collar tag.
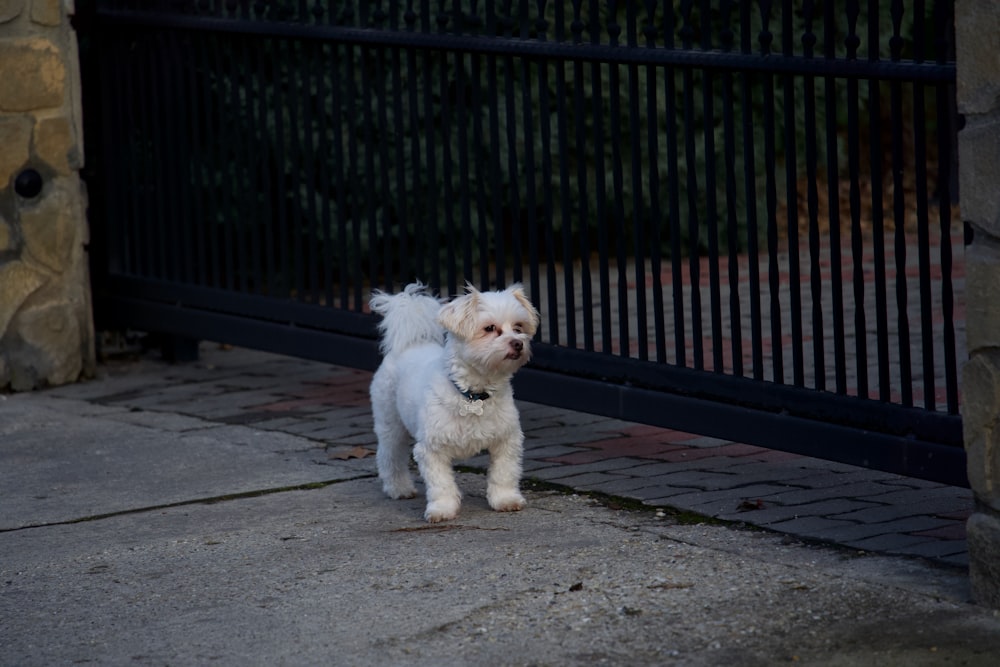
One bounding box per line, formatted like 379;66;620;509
459;399;485;417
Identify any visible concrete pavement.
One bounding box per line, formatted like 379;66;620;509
1;344;995;666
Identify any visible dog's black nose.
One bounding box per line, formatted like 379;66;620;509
511;340;523;352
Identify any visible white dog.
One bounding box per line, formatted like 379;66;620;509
369;282;540;523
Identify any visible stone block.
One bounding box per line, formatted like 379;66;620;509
962;352;1000;501
30;0;60;26
33;114;76;175
0;260;46;337
8;298;84;388
956;0;1000;115
959;115;1000;236
0;115;32;186
0;39;65;112
0;0;24;24
19;185;80;273
964;241;1000;353
968;511;1000;609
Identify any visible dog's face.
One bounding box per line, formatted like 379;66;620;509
438;284;540;374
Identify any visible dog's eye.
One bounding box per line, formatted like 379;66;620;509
513;324;523;334
484;324;496;333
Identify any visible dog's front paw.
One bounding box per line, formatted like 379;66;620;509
424;500;459;523
488;491;526;513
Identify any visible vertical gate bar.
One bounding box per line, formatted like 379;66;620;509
517;17;535;292
437;15;457;297
934;0;958;414
346;37;365;306
361;35;381;306
196;32;223;288
680;1;702;370
168;31;196;285
845;0;869;399
571;2;594;351
455;6;472;288
780;1;804;387
218;21;238;292
554;3;578;349
376;1;394;292
625;2;647;361
234;34;255;294
739;0;763;380
607;16;632;359
244;35;265;296
230;34;252;294
469;50;492;290
889;0;913;406
911;0;936;411
182;31;207;287
331;40;350;309
823;0;846;394
500;27;520;287
288;36;307;302
698;1;722;373
420;1;440;290
100;22;125;277
272;36;293;297
155;33;181;282
145;35;168;280
702;66;723;373
644;0;666;364
533;3;558;341
485;33;505;288
165;31;187;283
455;42;475;288
866;0;891;402
663;0;685;367
260;30;280;298
588;1;611;355
757;1;784;385
387;0;407;289
316;37;335;305
404;4;424;284
374;13;395;295
718;0;741;377
801;1;825;391
303;35;323;304
124;34;143;277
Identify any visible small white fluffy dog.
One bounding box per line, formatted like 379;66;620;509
369;281;540;523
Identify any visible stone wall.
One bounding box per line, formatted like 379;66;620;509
0;0;94;390
958;0;1000;608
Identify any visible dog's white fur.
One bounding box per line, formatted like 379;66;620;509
369;281;540;523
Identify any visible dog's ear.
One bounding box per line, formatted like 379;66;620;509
438;291;481;340
506;284;540;335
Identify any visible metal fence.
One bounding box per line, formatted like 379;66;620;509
76;0;966;485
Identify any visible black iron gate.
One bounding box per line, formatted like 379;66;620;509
75;1;966;486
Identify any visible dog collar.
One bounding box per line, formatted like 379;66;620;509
452;381;490;402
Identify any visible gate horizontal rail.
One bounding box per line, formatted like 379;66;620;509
91;7;955;82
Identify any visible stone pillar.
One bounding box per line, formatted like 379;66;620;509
957;0;1000;608
0;0;94;390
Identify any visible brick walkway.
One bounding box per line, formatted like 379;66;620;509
58;344;971;569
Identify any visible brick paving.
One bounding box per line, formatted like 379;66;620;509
55;344;972;569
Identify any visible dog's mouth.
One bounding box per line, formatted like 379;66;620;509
505;351;522;360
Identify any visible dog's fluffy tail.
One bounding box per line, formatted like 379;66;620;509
370;282;445;357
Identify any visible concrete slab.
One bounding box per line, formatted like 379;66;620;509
0;396;369;530
2;474;998;666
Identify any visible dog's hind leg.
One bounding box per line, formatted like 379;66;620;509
373;406;418;500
